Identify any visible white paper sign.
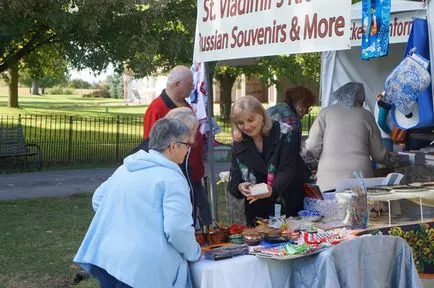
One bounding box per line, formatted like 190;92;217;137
194;0;351;62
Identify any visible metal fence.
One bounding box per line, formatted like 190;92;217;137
0;115;143;170
0;110;319;171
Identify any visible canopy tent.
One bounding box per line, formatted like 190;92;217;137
195;0;433;221
320;0;428;112
194;0;353;221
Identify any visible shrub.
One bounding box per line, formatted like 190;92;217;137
69;79;92;89
82;90;110;98
49;87;75;95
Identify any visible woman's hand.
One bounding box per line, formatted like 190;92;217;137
246;184;272;204
238;182;252;198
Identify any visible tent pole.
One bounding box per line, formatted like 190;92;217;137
204;61;218;223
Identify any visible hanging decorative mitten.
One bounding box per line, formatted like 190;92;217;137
361;0;391;60
383;48;431;118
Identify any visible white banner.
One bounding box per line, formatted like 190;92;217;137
350;10;426;47
194;0;351;62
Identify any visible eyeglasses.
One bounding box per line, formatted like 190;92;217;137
177;141;194;149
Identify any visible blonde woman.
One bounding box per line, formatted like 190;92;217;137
229;96;307;226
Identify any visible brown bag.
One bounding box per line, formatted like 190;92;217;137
391;127;407;143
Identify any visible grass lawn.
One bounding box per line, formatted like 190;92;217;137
0;183;229;288
0;193;98;288
0;89;146;117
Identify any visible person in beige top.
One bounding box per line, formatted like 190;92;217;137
304;82;390;192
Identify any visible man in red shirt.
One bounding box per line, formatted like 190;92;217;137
143;66;212;228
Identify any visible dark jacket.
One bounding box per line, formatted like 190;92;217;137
229;121;306;226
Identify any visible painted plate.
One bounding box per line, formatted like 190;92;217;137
391;186;426;193
409;182;434;187
367;188;393;195
254;248;327;260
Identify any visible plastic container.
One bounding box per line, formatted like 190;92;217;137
304;197;347;222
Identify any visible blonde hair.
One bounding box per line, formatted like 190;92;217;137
165;107;198;131
231;96;273;142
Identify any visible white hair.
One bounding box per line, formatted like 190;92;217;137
165;107;198;131
149;118;189;151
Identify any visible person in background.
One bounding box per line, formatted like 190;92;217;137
266;86;315;149
374;91;394;152
74;118;201;288
143;66;211;229
304;82;390;192
228;96;306;226
143;66;194;138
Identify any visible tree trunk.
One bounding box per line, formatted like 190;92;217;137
8;64;19;108
31;81;40;95
216;72;236;121
41;86;45;94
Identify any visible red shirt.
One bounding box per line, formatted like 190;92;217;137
143;95;171;139
143;90;205;181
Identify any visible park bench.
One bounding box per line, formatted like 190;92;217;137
0;126;43;171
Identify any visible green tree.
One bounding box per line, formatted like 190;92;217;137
254;53;321;102
69;79;92;89
0;0;196;107
214;53;321;120
20;45;69;95
106;74;124;99
214;66;243;120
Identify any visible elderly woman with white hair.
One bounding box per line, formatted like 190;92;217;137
74;118;201;288
129;107;212;229
304;82;390;192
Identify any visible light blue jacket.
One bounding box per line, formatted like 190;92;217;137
74;150;201;288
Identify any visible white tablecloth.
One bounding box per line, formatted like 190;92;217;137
190;236;422;288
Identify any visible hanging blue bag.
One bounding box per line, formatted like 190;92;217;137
384;49;430;117
361;0;391;60
390;18;433;129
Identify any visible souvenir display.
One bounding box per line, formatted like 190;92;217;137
361;0;391;59
242;228;263;246
390;185;427;193
384;49;431;117
298;209;323;222
391;18;434;129
195;231;206;246
303;183;323;200
342;186;369;229
204;244;249;261
366;187;393;196
304;197;347;222
299;231;344;245
228;234;244;245
206;229;226;245
409;182;434;188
